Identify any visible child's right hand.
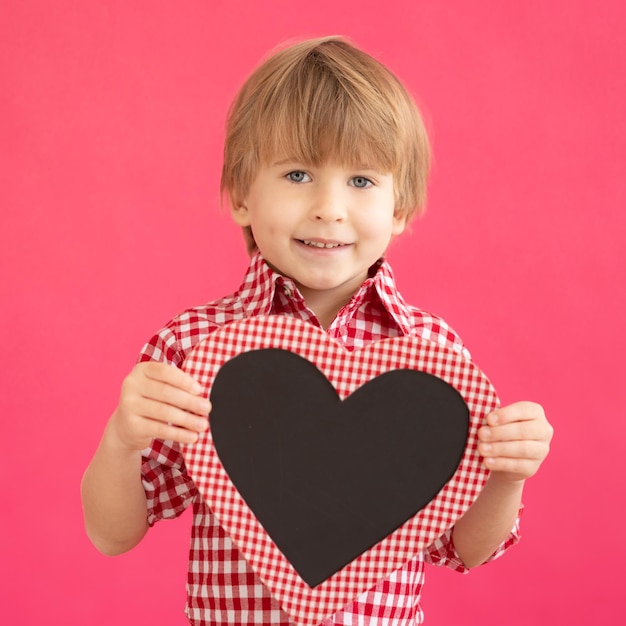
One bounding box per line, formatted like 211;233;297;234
107;361;210;451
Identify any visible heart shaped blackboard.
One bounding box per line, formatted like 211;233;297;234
182;315;498;626
210;348;469;588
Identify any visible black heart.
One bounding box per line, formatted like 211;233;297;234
210;348;469;589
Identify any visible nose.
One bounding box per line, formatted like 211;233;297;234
310;185;347;223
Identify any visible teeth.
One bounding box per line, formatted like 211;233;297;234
302;240;344;248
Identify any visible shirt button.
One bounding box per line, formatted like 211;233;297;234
283;285;292;298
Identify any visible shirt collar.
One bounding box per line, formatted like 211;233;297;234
354;258;415;336
236;251;414;335
235;252;284;317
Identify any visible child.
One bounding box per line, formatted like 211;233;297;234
81;37;553;625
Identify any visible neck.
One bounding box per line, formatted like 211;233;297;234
297;284;358;330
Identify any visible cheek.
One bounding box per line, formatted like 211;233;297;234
248;212;289;248
360;206;399;237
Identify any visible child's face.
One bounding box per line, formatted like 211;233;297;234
232;160;406;307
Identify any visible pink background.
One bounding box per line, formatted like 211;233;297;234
2;1;624;624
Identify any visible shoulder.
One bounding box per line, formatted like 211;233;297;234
374;260;471;359
137;291;247;366
405;305;472;360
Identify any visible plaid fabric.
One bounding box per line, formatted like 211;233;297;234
139;252;520;625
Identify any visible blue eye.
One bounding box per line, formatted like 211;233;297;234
351;176;372;189
287;171;310;183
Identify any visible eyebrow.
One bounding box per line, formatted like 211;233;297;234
271;158;306;167
271;158;383;172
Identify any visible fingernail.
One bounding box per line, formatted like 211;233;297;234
193;382;203;394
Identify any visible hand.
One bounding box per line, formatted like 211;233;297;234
478;401;553;483
106;361;210;451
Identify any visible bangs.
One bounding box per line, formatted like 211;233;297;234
254;63;403;173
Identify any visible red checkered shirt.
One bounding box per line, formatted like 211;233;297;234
139;252;520;625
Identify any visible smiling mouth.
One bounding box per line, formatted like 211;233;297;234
299;239;347;249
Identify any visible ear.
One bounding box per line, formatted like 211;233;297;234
392;212;407;236
230;203;251;227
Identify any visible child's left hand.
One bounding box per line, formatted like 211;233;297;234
478;401;553;483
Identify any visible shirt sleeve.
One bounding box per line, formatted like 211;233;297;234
137;323;186;366
141;438;198;525
424;508;523;573
137;324;197;524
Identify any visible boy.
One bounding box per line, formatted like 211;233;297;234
81;37;553;625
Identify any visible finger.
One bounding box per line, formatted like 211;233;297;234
139;361;206;396
136;397;210;432
141;418;206;445
486;401;544;427
132;363;210;416
482;402;552;444
479;438;548;462
482;455;539;477
479;420;546;445
137;377;211;417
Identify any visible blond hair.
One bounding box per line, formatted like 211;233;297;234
221;36;431;221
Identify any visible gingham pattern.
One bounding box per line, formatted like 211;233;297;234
181;316;497;626
139;252;520;625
